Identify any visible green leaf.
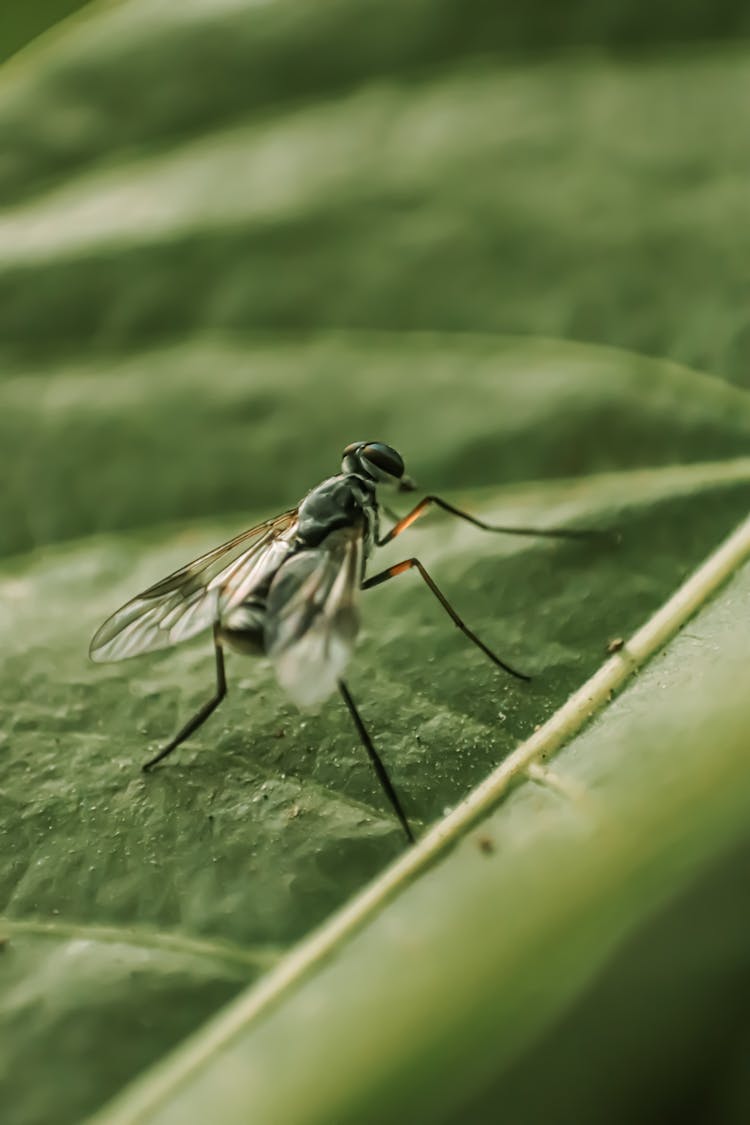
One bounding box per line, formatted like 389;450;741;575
85;517;750;1125
3;1;748;195
0;0;93;64
467;833;750;1125
4;5;750;1123
1;15;749;381
0;923;271;1125
3;334;750;558
2;412;750;1122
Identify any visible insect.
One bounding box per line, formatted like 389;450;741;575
90;441;601;843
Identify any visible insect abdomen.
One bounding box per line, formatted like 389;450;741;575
220;598;267;655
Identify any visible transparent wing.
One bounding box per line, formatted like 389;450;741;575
90;509;298;662
264;524;364;709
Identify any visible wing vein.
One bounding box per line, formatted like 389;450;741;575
89;510;298;662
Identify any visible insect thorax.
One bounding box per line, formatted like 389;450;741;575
220;474;375;658
295;473;376;552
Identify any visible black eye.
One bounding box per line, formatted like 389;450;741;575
363;443;404;478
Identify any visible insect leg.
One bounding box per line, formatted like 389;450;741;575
377;495;615;547
338;680;415;845
142;625;227;770
363;559;530;681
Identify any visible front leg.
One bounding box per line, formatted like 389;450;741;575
377;495;615;547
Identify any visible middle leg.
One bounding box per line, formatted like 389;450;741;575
362;558;530;681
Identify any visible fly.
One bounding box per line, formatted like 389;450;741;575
90;441;605;844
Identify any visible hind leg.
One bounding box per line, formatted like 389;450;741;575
142;625;227;770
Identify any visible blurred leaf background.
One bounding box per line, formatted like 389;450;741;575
1;3;750;1124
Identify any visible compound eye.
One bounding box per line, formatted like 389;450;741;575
362;442;404;479
342;442;364;458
